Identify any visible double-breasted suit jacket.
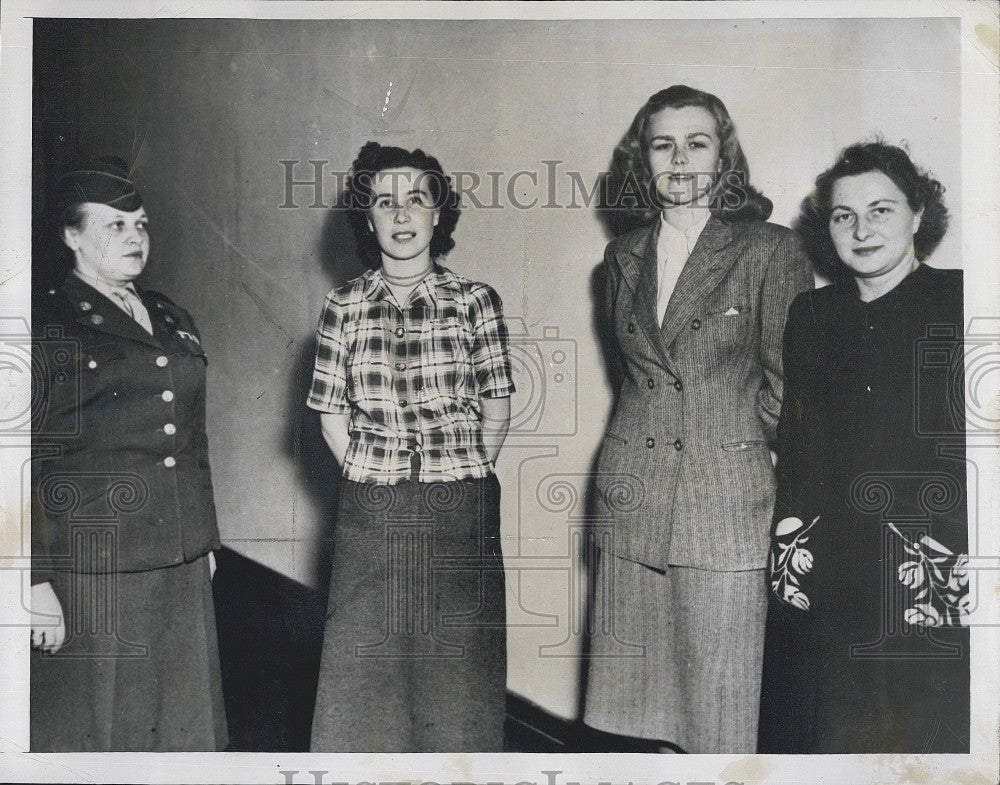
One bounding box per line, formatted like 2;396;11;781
31;273;221;581
595;216;813;572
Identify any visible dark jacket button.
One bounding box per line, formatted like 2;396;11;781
394;327;405;338
674;438;683;451
674;379;683;391
691;318;701;330
647;378;654;389
646;437;655;448
627;323;636;333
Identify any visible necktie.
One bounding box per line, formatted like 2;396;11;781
112;288;153;335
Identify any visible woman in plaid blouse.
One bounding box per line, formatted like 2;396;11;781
307;143;514;752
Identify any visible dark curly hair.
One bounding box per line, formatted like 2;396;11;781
606;85;773;232
797;141;949;286
345;142;460;267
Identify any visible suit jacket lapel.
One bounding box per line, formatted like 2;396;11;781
659;217;739;352
63;274;163;349
616;223;678;374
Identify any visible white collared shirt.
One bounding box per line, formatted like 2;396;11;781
655;211;710;325
73;269;154;335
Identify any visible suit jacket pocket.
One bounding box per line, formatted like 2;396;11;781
722;440;767;451
697;307;753;361
704;304;752;317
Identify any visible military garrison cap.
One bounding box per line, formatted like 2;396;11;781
54;156;142;213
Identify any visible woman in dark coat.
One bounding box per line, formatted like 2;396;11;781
30;157;227;751
757;142;969;753
583;85;813;753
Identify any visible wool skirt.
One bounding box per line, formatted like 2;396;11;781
310;475;506;752
584;552;767;753
31;554;228;751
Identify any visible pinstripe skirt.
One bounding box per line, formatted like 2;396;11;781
584;553;767;753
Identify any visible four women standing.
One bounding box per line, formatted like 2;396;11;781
31;96;969;754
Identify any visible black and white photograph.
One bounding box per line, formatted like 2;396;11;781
1;1;998;783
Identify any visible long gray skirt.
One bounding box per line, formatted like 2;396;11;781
584;553;767;753
310;475;506;752
31;555;228;751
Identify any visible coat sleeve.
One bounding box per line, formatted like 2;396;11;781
601;242;625;391
756;230;814;443
29;321;67;586
770;292;818;530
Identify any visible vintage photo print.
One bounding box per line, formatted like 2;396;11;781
1;1;998;783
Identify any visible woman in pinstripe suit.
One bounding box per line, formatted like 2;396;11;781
583;85;813;752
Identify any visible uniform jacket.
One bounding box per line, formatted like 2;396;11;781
31;273;220;578
594;216;813;571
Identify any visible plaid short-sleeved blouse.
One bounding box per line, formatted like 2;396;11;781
307;265;515;483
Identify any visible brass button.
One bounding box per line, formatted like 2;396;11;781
163;456;176;468
161;390;174;402
156;356;168;367
87;359;98;369
164;423;176;435
80;301;92;311
90;314;103;325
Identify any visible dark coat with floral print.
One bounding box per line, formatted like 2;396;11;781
758;264;969;754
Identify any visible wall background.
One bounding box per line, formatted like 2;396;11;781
33;16;961;720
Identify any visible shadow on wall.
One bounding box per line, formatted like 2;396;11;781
283;199;366;597
576;158;646;728
235;196;364;749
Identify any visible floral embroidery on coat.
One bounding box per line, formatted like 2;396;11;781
769;515;820;611
888;522;970;627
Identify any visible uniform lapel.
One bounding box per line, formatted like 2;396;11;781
140;289;207;356
658;217;739;353
62;274;163;349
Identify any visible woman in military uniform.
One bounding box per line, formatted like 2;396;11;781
29;157;228;751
